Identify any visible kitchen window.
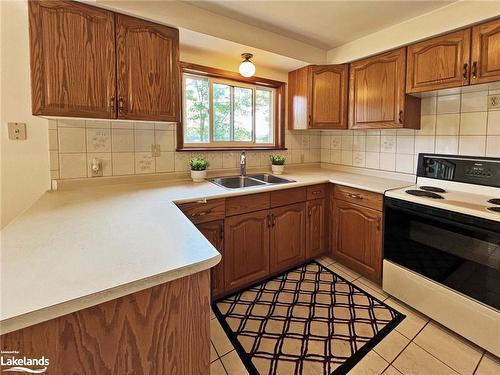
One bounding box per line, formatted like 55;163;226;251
178;63;285;150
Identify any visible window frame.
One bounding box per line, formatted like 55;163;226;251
177;62;286;151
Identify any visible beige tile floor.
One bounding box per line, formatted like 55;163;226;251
210;256;500;375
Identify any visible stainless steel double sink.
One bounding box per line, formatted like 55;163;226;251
211;174;295;189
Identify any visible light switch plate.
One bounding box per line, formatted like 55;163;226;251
487;95;500;109
8;122;27;140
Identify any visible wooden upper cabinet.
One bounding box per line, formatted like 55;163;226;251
269;203;306;273
406;29;471;93
310;65;349;129
28;0;116;118
288;64;348;130
116;14;180;122
349;48;420;129
471;18;500;85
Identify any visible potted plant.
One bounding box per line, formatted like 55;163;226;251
189;156;209;182
269;154;286;175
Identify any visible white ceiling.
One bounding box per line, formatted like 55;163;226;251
186;0;456;49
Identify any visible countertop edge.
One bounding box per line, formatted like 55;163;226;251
0;254;221;335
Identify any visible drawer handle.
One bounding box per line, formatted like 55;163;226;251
191;209;212;218
347;193;363;200
311;190;321;195
196;198;208;204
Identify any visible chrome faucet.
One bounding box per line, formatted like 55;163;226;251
239;151;247;176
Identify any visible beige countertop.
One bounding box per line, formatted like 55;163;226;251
0;166;413;334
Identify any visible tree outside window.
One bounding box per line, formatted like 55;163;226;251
183;73;274;146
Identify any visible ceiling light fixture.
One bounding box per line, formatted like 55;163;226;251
239;53;256;77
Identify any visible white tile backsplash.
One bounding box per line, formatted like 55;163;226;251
436;114;460;135
58;127;86;153
459;112;487;135
437;94;461;114
59;153;87;179
50;89;497;180
112;152;135;175
458;136;486;156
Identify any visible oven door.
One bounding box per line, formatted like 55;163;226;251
384;197;500;310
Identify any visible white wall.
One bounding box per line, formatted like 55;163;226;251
327;1;500;63
1;0;50;229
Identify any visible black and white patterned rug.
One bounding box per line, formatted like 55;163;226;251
213;261;405;375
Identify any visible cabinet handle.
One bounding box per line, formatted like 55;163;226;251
191;209;212;218
196;198;207;204
308;114;311;126
118;97;126;114
219;223;224;240
398;110;403;124
267;214;272;228
377;217;381;231
347;193;363;200
272;214;276;227
109;96;115;111
472;61;478;79
308;208;312;216
462;63;468;80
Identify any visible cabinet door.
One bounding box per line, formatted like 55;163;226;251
306;199;326;259
349;48;408;129
287;67;310;130
332;200;382;283
270;203;306;273
28;0;116;118
406;29;471;93
224;210;270;291
471;18;500;85
197;220;224;299
116;14;179;121
310;65;348;129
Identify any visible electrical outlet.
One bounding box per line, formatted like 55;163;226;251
151;144;161;157
90;158;103;177
488;95;500;109
8;122;27;140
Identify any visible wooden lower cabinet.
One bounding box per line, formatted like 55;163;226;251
196;220;225;299
224;210;270;291
270;202;306;273
306;198;327;259
332;199;382;283
1;271;211;374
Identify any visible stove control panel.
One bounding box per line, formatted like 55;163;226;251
417;154;500;188
465;165;493;178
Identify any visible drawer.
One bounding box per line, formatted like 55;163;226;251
226;192;270;216
178;198;225;224
306;184;326;200
333;185;382;211
270;187;307;208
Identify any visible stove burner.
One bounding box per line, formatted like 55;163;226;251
487;198;500;206
420;186;446;193
406;190;444;199
487;206;500;213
